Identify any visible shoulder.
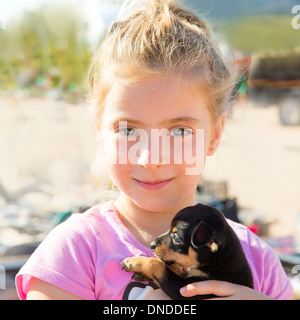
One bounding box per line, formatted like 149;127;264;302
49;200;116;241
227;219;293;299
16;201;117;300
37;201;119;258
35;200;119;258
226;219;270;255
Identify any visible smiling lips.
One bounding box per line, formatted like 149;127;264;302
134;178;173;190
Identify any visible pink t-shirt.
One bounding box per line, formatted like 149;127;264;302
16;201;293;300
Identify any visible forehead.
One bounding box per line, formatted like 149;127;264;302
102;76;211;127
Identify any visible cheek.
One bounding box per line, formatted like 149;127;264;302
178;174;201;192
101;134;132;179
101;133;130;165
106;163;132;192
104;132;144;166
100;131;116;163
173;130;208;176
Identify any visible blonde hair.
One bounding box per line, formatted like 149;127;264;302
87;0;234;124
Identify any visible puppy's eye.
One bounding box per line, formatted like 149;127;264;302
171;232;182;245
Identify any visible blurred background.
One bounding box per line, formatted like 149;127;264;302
0;0;300;299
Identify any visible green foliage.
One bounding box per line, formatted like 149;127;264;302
219;15;300;53
0;6;92;99
1;4;297;100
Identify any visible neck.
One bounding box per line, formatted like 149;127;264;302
113;193;195;248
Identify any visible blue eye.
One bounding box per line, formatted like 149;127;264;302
169;128;192;136
118;127;139;137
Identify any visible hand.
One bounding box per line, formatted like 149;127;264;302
180;280;274;300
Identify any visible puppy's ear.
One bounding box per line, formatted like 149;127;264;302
191;221;219;252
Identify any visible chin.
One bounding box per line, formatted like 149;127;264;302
131;195;186;214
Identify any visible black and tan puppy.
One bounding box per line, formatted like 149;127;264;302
121;203;253;300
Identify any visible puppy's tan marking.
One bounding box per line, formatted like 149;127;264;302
153;243;165;259
208;241;218;252
154;244;208;278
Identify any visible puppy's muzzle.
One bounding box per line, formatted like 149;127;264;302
151;232;166;252
150;234;168;261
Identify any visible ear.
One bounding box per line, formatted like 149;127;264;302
191;221;219;252
207;112;226;156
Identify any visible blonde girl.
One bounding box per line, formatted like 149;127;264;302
16;0;292;300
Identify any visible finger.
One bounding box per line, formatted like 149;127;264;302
180;280;238;298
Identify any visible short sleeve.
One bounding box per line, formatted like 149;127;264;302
16;214;98;300
227;219;293;300
259;242;294;300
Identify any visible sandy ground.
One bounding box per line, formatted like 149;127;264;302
0;95;98;247
1;95;300;239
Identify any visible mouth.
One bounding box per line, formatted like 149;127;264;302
134;178;173;190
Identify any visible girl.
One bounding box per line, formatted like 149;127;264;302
16;0;293;300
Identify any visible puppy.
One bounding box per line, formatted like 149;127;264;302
121;203;253;300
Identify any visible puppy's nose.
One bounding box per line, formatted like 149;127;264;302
150;241;157;251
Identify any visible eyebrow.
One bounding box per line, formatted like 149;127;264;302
167;117;202;125
110;116;202;127
109;116;143;127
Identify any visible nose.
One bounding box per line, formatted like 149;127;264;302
137;148;163;170
137;148;151;166
137;141;170;170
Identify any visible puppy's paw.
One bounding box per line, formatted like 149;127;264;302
121;257;154;282
132;272;153;282
121;256;164;283
121;257;145;272
121;258;130;272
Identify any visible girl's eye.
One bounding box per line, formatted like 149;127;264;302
169;128;192;137
118;127;139;137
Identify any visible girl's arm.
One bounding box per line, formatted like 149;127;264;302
27;277;84;300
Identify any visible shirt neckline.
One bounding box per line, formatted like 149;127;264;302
103;200;154;257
